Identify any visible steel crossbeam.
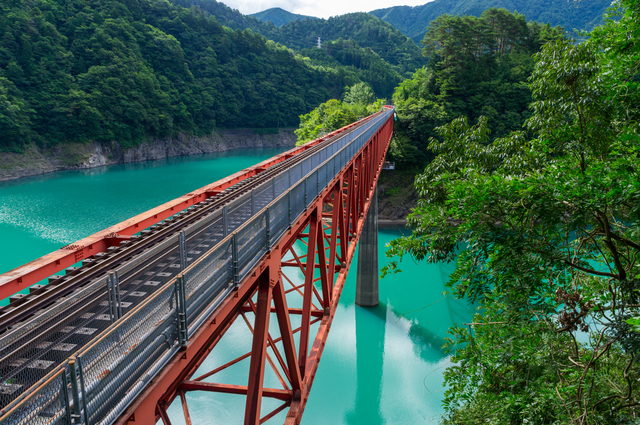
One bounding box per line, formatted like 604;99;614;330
116;113;393;425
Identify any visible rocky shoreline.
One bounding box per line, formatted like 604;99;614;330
0;129;414;222
0;128;298;183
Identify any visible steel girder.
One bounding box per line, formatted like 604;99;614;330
117;116;393;425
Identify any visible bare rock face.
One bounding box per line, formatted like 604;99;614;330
0;129;297;182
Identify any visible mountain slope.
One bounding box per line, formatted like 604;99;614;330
277;13;427;76
0;0;346;152
171;2;425;77
250;7;317;27
370;0;612;42
172;0;281;40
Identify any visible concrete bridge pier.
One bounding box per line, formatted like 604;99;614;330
356;186;379;306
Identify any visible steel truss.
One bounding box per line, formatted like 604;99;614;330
118;116;393;425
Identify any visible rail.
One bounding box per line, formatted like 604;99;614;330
0;109;393;425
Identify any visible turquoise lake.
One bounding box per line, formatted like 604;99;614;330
0;149;474;424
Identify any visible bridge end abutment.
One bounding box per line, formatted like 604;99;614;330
355;186;379;307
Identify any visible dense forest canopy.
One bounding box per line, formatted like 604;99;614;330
299;38;403;99
173;1;427;77
370;0;613;43
385;0;640;423
0;0;352;152
389;9;564;166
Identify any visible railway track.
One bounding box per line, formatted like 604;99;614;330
0;112;383;409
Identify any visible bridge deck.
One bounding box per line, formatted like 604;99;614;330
0;109;394;425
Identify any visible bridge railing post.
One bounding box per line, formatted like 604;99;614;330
69;360;83;424
176;275;188;347
266;207;271;247
232;234;239;286
223;205;228;237
61;366;72;423
287;190;292;226
107;271;121;323
251;189;255;215
179;231;187;270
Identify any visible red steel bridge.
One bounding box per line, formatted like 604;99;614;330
0;108;394;425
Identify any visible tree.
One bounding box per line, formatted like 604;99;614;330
343;82;375;105
384;3;640;422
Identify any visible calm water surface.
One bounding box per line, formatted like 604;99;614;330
0;149;474;423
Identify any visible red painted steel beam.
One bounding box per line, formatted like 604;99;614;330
115;112;393;425
0;116;376;300
181;382;292;402
245;269;275;425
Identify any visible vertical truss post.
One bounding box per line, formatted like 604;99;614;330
298;209;318;377
343;168;353;241
337;176;347;263
327;182;341;290
244;269;274;425
272;277;302;393
349;163;358;237
316;217;330;309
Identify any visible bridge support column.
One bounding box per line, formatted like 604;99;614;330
355;186;378;307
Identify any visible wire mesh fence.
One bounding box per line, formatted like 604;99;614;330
0;110;393;425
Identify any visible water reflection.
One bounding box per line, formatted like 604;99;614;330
346;304;387;425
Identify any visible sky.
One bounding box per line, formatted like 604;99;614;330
220;0;431;19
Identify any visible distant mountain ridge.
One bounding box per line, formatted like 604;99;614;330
250;7;318;27
369;0;613;43
171;1;426;78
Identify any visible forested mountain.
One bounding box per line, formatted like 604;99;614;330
250;7;317;27
171;0;281;41
170;1;426;77
389;9;565;165
370;0;612;42
299;39;403;98
276;13;426;76
0;0;346;152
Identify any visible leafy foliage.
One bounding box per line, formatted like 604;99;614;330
294;94;383;144
0;0;348;152
300;39;403;99
370;0;613;43
384;1;640;422
176;1;426;77
390;9;563;167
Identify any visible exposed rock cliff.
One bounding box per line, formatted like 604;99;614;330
0;129;297;182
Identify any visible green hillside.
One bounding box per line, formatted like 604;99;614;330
299;39;404;98
277;13;427;76
172;0;281;41
370;0;612;42
250;7;317;27
0;0;346;152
